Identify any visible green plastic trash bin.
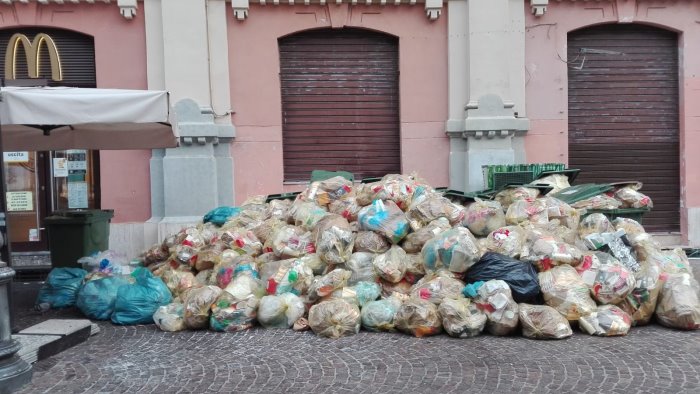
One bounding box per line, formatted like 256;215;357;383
45;209;114;268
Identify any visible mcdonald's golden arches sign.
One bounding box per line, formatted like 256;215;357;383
4;32;63;81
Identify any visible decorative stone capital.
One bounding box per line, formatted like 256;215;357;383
530;0;548;17
173;99;236;146
117;0;138;20
425;0;442;20
231;0;250;20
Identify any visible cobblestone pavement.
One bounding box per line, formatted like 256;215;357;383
12;307;700;394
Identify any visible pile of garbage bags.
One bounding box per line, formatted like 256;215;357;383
38;173;699;339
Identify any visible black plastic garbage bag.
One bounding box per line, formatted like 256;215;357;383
465;252;541;303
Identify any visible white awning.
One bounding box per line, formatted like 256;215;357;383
0;86;178;150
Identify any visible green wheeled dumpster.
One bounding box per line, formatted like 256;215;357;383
44;209;114;268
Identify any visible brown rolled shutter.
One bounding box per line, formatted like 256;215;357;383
279;28;400;182
568;24;679;232
0;27;96;88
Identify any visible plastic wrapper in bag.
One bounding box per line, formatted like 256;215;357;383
655;273;700;330
421;227;481;273
195;269;214;286
308;299;361;338
322;286;359;305
329;196;362;222
183;285;223;330
538;265;597;321
505;199;549;225
579;305;632;336
163;269;197;299
614;183;653;209
111;268;172;325
355;174;427;210
301;176;354;207
361;298;402;332
406;194;465;231
221;205;268;231
220;229;263;257
618;259;661;325
210;291;259;332
214;254;255;289
578;213;615;239
312;214;355;265
308;268;352;302
484;226;527;259
345;252;378;285
535;174;571;194
143;242;170;266
401;217;451;254
518;303;572;339
225;274;263;302
261;257;314;296
358;199;410;244
613;218;647;246
251;218;286;245
410;273;465;305
572;194;622;210
438;297;487;338
395;298;442;337
465;252;541;303
373;245;407;283
35;268;88;309
76;276;129;320
271;225;316;258
574;252;635;305
404;253;426;284
528;235;584;271
472;280;519;336
153;303;187;332
289;200;329;231
257;293;306;328
463;199;506;237
494;187;540;209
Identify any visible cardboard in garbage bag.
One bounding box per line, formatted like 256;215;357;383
579;305;632;336
395;298;442;337
308;299;361;338
353;230;391;254
617;259;661;326
312;214;355;265
538;265;597;322
518;303;572;340
473;280;519;336
257;293;306;329
438;297;488;338
183;285;223;330
373;245;407;283
655;273;700;330
406;193;465;231
401;217;451;254
574;252;635;305
301;176;353;206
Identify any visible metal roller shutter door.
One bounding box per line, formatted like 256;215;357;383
279;28;400;182
568;24;680;232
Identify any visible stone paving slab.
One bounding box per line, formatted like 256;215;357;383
13;334;62;364
12;315;700;394
19;319;92;336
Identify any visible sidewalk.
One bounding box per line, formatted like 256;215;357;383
12;307;700;394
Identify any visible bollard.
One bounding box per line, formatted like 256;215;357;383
0;260;32;394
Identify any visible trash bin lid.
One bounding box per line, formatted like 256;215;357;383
45;209;114;223
536;169;581;184
549;183;614;204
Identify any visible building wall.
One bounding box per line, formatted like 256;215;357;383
524;0;700;245
0;2;152;224
227;4;449;203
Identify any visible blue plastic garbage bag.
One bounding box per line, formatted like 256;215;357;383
111;268;172;325
35;268;88;309
76;276;129;320
203;206;241;226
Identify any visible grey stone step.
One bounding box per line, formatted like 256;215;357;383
12;319;99;365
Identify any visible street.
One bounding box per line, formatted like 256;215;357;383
13;308;700;393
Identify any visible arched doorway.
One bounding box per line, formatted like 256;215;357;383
279;28;400;182
567;24;680;232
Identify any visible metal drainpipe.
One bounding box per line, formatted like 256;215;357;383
0;92;33;393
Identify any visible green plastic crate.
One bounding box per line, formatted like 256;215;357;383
482;163;566;189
